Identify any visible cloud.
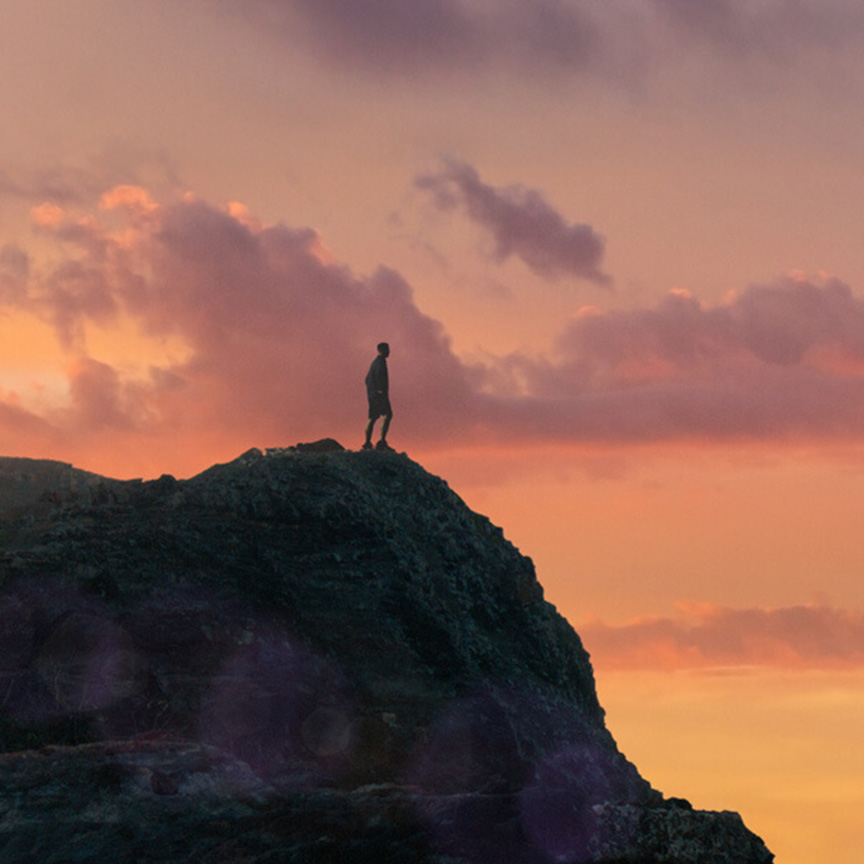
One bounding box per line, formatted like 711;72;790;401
481;279;864;443
0;186;477;473
581;603;864;670
0;150;180;212
0;245;30;305
0;400;59;452
653;0;863;59
6;183;864;475
283;0;482;74
66;357;136;432
416;159;610;285
0;169;89;206
216;0;608;78
205;0;864;86
0;165;140;209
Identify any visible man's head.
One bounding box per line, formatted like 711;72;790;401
377;342;390;357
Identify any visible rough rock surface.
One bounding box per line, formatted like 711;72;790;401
0;446;774;863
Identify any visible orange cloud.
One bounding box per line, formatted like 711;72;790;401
99;185;157;213
580;603;864;670
30;203;65;228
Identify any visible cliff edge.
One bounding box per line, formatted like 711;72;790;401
0;444;773;863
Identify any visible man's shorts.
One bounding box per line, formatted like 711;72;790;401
368;394;392;420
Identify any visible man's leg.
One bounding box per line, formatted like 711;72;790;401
364;417;377;448
379;412;392;443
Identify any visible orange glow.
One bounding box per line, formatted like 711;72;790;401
99;184;158;214
29;202;65;228
419;442;864;625
0;313;67;367
595;668;864;864
225;201;262;231
84;317;193;371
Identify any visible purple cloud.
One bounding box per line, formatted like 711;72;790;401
208;0;620;79
581;602;864;670
653;0;862;58
474;278;864;443
287;0;481;73
416;159;611;285
204;0;864;86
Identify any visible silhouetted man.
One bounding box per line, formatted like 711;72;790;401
363;342;393;451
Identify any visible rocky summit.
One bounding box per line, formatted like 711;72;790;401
0;444;773;863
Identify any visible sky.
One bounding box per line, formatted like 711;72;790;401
2;1;864;860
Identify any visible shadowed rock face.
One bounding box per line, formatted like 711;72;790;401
0;447;774;863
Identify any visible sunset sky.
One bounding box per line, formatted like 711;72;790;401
3;1;864;860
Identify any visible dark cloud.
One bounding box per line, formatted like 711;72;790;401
286;0;482;73
416;159;610;284
653;0;862;58
205;0;864;85
581;603;864;670
506;0;603;73
211;0;618;79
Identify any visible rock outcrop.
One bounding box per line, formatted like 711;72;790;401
0;446;773;863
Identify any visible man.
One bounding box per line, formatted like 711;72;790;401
363;342;393;451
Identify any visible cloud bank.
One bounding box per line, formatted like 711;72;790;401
653;0;862;58
209;0;864;84
216;0;608;77
487;278;864;442
415;160;610;285
5;183;864;474
581;603;864;670
0;188;474;471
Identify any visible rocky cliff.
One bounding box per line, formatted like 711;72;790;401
0;444;773;863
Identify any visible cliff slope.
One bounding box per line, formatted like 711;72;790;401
0;444;773;863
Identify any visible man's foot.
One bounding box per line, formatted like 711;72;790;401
361;441;373;451
375;440;393;451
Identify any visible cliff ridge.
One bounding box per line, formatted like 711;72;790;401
0;445;773;863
